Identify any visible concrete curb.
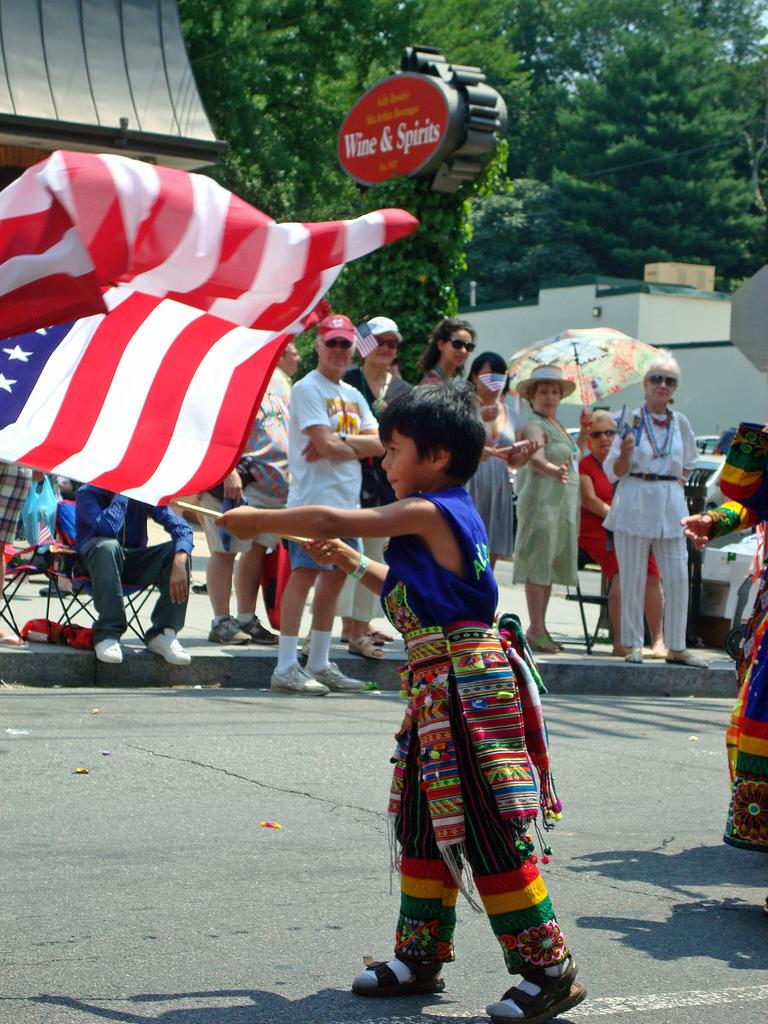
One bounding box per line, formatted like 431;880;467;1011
0;645;738;698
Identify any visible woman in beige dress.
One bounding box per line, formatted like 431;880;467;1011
513;366;588;652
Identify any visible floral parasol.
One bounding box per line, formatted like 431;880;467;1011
508;327;661;405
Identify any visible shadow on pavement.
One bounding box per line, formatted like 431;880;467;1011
568;843;767;899
576;896;768;970
32;989;489;1023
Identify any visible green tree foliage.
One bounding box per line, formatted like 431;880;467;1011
555;30;763;284
456;182;595;307
463;1;768;300
177;0;418;220
178;0;768;320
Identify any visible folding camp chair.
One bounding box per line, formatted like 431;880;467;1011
44;501;157;641
0;541;52;636
564;549;612;654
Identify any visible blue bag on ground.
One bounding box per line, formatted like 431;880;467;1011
21;476;58;547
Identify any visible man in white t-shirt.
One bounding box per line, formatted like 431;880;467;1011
272;313;384;695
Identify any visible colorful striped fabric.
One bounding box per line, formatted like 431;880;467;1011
724;562;768;854
708;501;757;538
395;856;567;973
706;425;768;853
449;623;540;822
720;423;768;517
476;861;568;972
396;856;458;964
384;579;556;875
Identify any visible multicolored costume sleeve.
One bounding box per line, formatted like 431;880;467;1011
719;422;768;517
707;501;758;538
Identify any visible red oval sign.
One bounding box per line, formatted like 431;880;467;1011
338;73;450;185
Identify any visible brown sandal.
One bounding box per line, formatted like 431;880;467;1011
348;636;385;660
488;958;586;1023
352;956;445;998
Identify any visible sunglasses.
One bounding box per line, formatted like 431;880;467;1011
323;337;353;349
449;338;476;352
590;429;617;439
647;374;678;387
376;336;400;350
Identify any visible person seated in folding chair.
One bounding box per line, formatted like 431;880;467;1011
75;485;193;665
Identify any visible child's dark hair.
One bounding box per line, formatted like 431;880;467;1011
469;351;510;395
379;383;485;483
418;317;476;375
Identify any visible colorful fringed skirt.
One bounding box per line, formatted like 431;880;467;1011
724;561;768;853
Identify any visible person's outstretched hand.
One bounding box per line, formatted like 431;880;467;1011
301;538;357;570
681;513;713;549
495;438;542;468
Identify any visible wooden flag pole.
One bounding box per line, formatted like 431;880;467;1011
172;500;310;544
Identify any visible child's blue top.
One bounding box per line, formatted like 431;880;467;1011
382;485;497;627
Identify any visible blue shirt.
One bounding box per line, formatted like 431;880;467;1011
382;486;497;627
75;485;194;556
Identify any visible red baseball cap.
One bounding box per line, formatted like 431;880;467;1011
317;313;356;343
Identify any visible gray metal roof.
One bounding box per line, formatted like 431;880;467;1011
0;0;224;168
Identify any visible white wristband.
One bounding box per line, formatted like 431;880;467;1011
348;553;369;581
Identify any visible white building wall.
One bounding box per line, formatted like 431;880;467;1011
462;282;759;435
636;294;731;345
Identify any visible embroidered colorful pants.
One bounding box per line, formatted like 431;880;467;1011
394;677;569;974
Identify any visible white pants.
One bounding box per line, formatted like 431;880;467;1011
336;535;387;623
613;531;689;651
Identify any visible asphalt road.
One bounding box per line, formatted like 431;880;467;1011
1;687;767;1024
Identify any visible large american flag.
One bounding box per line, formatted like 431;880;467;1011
0;151;418;503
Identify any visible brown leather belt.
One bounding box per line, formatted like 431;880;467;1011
629;473;678;482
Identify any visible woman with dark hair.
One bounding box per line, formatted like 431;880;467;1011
467;352;524;568
419;317;476;385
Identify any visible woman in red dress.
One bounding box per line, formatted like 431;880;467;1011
579;411;666;657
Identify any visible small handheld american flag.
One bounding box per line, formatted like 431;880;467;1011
37;516;54;547
479;372;508;393
355;321;378;358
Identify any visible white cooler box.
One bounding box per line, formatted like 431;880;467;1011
699;533;760;621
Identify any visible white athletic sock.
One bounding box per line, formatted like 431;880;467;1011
276;635;299;674
488;959;570;1019
212;614;229;626
388;960;414;983
354;958;414;990
544;961;568;978
306;630;332;674
237;612;255;625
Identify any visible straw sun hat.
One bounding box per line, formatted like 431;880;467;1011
515;364;576;402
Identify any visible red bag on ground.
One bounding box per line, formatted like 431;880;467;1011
260;541;290;630
21;618;95;649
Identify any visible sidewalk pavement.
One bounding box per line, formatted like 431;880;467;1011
0;521;739;698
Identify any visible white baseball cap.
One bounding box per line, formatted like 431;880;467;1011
367;316;402;343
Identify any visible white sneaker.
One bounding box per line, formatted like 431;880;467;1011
270;663;329;695
95;639;123;664
312;661;365;692
624;648;643;664
146;629;191;665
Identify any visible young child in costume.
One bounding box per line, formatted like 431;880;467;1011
684;422;768;911
218;384;586;1023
